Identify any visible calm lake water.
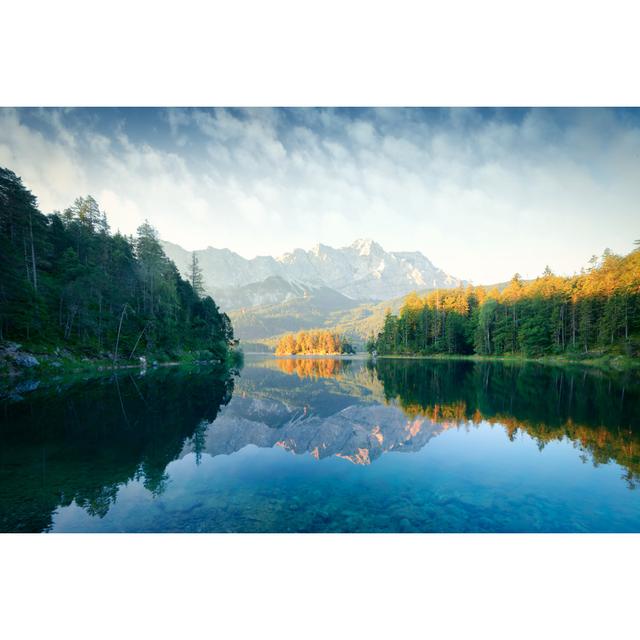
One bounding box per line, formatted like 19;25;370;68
1;355;639;533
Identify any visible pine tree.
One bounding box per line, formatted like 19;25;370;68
0;166;238;361
189;251;205;297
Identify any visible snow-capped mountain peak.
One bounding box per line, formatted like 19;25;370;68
161;238;464;309
350;238;380;256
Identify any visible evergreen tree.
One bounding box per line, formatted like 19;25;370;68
0;166;238;363
373;247;640;360
189;251;205;297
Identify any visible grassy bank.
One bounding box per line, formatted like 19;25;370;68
0;340;244;382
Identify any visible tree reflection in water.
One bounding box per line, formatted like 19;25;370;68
371;359;640;488
1;357;638;532
275;357;350;379
0;366;237;532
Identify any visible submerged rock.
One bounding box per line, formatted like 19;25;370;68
13;380;40;394
399;517;413;532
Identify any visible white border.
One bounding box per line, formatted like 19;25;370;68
1;0;639;106
1;534;638;639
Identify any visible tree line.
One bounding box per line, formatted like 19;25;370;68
275;330;355;355
371;246;640;358
0;166;237;362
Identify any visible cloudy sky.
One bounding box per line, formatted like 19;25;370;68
1;107;638;283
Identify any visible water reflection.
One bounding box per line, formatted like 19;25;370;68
0;367;236;532
246;358;639;482
275;357;351;379
373;359;640;487
1;356;639;532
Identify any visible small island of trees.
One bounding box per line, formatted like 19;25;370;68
275;330;355;355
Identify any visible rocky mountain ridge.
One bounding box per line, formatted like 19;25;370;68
161;238;463;309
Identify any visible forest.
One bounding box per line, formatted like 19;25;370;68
0;167;237;364
275;330;355;355
372;245;640;359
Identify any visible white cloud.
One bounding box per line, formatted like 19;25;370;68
1;107;638;284
0;109;89;211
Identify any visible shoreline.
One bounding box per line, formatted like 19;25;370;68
0;341;243;386
373;352;640;372
4;343;638;382
249;350;640;372
1;356;226;378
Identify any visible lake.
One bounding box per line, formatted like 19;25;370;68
1;355;639;532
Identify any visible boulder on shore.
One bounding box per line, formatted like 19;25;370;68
1;342;40;372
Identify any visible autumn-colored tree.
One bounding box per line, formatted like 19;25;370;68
275;330;355;355
374;245;640;359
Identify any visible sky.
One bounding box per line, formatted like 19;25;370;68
1;107;638;284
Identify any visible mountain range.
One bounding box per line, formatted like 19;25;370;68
161;238;465;344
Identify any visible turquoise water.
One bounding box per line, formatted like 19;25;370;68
1;356;639;532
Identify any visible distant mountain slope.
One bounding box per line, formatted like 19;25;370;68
212;276;322;311
161;238;464;308
229;287;361;340
230;289;418;346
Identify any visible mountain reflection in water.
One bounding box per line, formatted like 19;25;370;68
256;357;639;480
1;356;639;532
